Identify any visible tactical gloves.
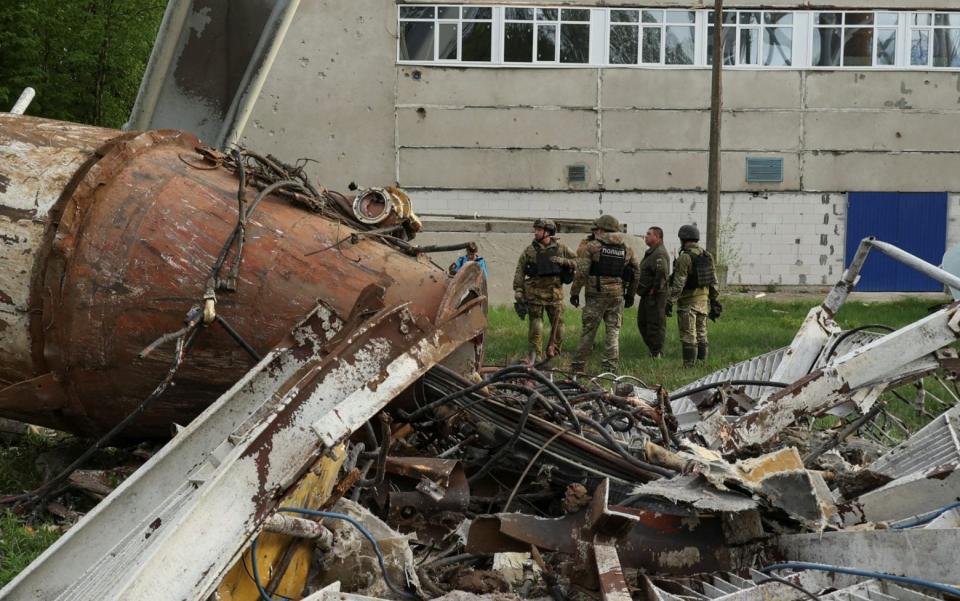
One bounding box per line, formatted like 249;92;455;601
514;301;528;320
708;299;723;321
623;294;634;308
664;302;673;317
570;294;580;308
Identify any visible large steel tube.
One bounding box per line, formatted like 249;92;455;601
0;114;481;437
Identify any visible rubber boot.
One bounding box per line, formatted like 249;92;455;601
681;344;697;368
651;351;663;359
697;342;709;363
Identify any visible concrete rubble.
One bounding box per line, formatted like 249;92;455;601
0;116;959;601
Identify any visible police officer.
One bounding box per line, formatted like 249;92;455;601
635;226;670;358
666;225;721;367
570;215;639;373
513;219;576;362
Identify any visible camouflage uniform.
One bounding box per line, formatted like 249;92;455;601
570;230;640;372
668;243;718;366
636;242;670;357
513;238;576;361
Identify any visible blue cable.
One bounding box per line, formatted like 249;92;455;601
250;507;417;601
762;562;960;597
890;502;960;530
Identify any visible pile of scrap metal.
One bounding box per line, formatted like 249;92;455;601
1;114;958;601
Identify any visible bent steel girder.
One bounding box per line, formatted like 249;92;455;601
0;297;485;601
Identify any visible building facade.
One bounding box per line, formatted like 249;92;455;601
135;0;960;293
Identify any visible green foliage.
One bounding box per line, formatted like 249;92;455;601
0;0;166;127
486;296;941;389
0;510;61;586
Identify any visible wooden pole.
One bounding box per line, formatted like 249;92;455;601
706;0;723;258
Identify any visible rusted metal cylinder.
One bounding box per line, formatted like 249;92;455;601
0;114;482;438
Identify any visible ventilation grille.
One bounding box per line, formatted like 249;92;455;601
745;157;784;183
567;164;587;183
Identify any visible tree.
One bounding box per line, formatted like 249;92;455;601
0;0;166;128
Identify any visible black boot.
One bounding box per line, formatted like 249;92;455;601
697;342;709;363
682;344;697;367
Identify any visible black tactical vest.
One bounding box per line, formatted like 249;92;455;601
589;242;626;278
525;243;563;277
681;248;717;289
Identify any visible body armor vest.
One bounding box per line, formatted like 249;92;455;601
589;242;627;278
681;248;717;289
524;243;563;277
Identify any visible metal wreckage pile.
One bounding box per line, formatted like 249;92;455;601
0;115;958;601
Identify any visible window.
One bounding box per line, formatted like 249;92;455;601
396;5;960;70
911;13;960;68
812;12;897;68
399;5;493;62
504;7;590;63
707;10;794;66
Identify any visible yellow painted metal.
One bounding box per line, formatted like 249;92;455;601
216;444;346;600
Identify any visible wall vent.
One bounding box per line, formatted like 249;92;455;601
745;157;784;183
567;164;587;183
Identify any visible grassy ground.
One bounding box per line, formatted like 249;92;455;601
0;295;951;587
485;295;947;389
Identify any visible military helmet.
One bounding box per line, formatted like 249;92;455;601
592;214;620;233
678;224;700;241
533;218;557;235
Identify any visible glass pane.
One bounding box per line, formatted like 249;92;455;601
505;8;533;20
399;21;435;60
935;14;960;27
463;7;491;20
642;27;661;63
911;30;930;65
812;27;842;66
817;13;841;25
641;10;663;24
665;10;695;24
846;13;874;26
708;11;736;24
875;28;896;65
438;7;458;19
461;21;491;61
537;24;557;61
877;13;898;26
739;12;760;25
664;25;694;64
706;26;736;65
609;25;638;64
611;10;638;23
562;9;590;22
763;27;793;66
843;27;873;66
739;28;760;64
933;28;960;67
913;14;932;26
438;22;457;59
560;23;590;63
400;6;434;19
504;22;533;61
764;12;793;25
537;8;558;21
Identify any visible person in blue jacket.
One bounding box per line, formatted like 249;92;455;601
449;241;488;278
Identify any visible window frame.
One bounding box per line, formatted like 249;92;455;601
809;11;903;69
394;5;960;72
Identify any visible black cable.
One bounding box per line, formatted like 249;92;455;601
821;324;896;365
576;414;675;478
468;386;543;483
669;379;790;401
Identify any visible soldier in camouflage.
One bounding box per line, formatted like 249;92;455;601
569;215;640;373
513;219;577;362
635;226;670;358
666;224;722;367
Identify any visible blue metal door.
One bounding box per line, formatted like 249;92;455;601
845;192;948;292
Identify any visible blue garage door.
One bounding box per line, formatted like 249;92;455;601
845;192;947;292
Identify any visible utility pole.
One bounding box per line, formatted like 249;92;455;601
706;0;723;258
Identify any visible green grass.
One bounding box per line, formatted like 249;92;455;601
486;296;947;390
0;510;60;585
